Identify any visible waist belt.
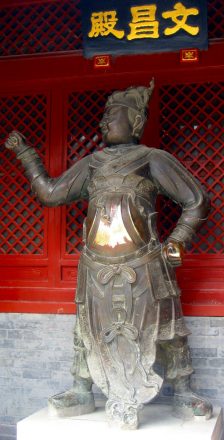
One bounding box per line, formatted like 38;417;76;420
82;244;162;270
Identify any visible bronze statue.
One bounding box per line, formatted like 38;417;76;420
5;80;212;429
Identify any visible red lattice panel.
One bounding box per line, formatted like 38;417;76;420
208;0;224;40
0;0;81;57
65;90;113;254
159;82;224;254
0;94;47;254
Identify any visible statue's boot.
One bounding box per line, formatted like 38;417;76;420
48;377;95;417
173;376;213;420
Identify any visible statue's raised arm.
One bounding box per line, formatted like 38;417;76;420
5;131;90;206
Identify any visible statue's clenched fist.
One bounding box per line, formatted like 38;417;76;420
5;131;28;155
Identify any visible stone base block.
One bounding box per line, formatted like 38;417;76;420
17;401;223;440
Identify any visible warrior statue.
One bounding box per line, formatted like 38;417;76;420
5;80;212;429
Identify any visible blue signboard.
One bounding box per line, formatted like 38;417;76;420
80;0;208;58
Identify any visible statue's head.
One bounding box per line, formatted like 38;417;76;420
100;79;154;145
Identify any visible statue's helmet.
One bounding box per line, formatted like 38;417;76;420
105;78;155;123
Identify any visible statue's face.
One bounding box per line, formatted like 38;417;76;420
100;105;134;145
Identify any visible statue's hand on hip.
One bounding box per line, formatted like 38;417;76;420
5;131;29;156
163;241;184;267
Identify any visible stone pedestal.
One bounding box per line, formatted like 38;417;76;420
17;401;223;440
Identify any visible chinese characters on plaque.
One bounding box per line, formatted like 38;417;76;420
81;0;208;58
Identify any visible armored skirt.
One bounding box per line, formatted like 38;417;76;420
75;245;190;410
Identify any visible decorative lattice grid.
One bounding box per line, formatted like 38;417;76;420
208;0;224;40
0;0;223;58
0;0;82;57
159;82;224;254
0;94;47;254
65;83;224;255
65;90;111;254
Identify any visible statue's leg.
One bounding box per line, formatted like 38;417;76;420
161;336;212;420
48;316;95;417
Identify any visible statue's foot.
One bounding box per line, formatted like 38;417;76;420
48;388;95;417
106;399;140;429
173;391;213;420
